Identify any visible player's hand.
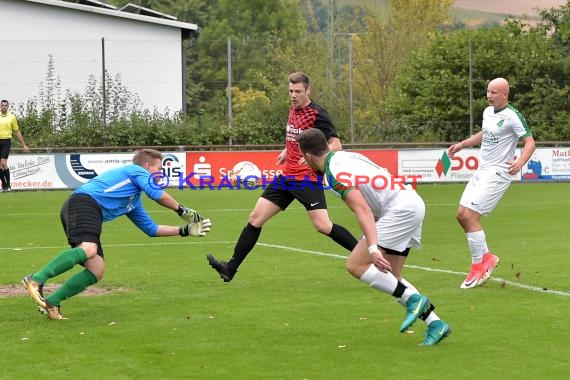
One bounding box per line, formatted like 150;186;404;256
177;205;204;223
180;219;212;237
189;219;212;237
508;160;522;175
276;149;287;165
370;251;391;273
448;143;462;157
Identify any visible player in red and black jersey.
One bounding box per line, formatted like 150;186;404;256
207;72;357;282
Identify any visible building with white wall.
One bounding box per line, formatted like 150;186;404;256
1;0;198;114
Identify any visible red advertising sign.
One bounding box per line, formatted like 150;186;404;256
184;151;282;187
184;150;398;187
358;150;399;176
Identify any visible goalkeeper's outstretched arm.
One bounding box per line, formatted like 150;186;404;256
156;191;183;212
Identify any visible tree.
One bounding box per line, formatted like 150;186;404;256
387;22;570;142
537;0;570;54
351;0;453;142
196;0;304;95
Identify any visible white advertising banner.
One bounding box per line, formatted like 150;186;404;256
398;148;481;183
8;154;66;190
8;152;187;190
521;147;570;181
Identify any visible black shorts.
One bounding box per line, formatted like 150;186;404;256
0;139;11;159
261;175;328;211
60;193;104;258
379;245;411;257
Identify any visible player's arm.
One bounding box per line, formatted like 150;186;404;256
314;106;342;151
509;135;536;175
155;220;211;237
127;206;211;238
135;168;207;223
155;191;180;212
449;131;483;156
343;189;391;272
155;192;207;223
277;148;287;164
14;130;29;153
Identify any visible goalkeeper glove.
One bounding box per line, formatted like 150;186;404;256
177;205;204;223
179;219;212;237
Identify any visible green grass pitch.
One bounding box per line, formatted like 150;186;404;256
1;183;568;379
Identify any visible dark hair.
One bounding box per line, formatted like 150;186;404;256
288;72;310;89
132;149;163;166
296;128;329;156
1;100;8;105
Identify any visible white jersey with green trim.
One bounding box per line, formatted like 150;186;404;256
480;104;531;170
324;151;413;219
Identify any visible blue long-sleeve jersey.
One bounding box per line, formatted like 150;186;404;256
73;164;165;236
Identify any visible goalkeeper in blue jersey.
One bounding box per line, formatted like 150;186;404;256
22;149;211;320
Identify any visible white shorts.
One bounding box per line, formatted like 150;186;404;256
376;190;425;252
459;169;511;215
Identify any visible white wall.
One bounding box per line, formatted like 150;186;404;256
1;0;184;113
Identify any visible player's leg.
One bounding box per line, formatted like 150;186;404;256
346;195;429;335
23;194;102;318
306;208;357;251
0;141;9;190
388;265;451;345
347;240;429;332
207;181;291;282
374;192;449;344
457;171;508;288
228;197;281;269
42;243;101;319
294;183;357;251
456;205;488;288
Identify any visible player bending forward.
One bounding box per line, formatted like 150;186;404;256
297;129;451;346
23;149;211;319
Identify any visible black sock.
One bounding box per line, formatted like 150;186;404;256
4;168;10;188
0;169;5;189
392;281;407;298
420;303;435;321
328;223;358;251
228;223;262;272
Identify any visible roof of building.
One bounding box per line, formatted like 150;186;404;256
120;3;177;21
63;0;117;10
23;0;198;32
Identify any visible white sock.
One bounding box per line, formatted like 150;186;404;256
360;264;402;295
467;230;489;264
425;312;440;325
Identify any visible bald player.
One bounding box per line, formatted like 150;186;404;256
448;77;536;289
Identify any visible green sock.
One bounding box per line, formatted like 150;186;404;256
46;269;98;306
32;247;88;284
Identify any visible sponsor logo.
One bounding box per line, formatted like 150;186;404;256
435;150;478;177
162;154;183;179
69;154;97;179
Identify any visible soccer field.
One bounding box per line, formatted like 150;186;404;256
1;183;569;379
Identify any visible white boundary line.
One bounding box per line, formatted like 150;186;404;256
4;240;569;297
256;243;570;298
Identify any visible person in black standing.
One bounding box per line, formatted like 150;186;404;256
207;72;358;282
